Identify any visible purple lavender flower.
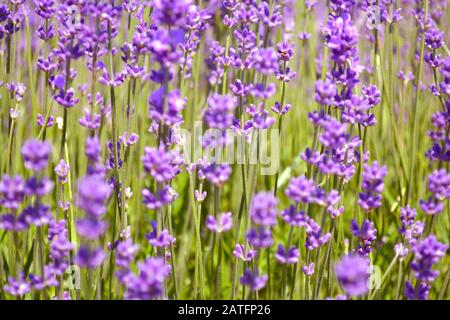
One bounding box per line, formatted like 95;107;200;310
275;244;299;264
410;235;447;283
276;41;295;61
22;205;52;227
351;219;377;256
315;79;337;106
358;161;387;211
47;219;73;276
146;221;176;247
76;218;108;240
302;263;315;276
426;169;450;201
325;13;359;65
0;175;25;210
142;186;178;210
233;244;256;262
116;239;139;270
246;227;273;249
85;136;102;163
76;176;112;218
21;139;51;172
54;159;70;184
285;175;316;204
281;206;308;227
206;212;233;233
75;246;106;269
204;93;236;130
0;213;28;231
152;0;191;27
405;281;430;300
319;118;348;150
124;257;171;300
204;163;232;187
4;273;31;297
335;254;369;297
250;192;278;226
305;218;331;250
240;269;268;291
55;88;79;108
424;27;444;50
148;88;186;126
142;146;181;183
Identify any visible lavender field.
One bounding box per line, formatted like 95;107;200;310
0;0;449;301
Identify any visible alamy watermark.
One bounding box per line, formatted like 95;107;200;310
176;122;280;176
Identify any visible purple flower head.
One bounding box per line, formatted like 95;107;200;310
4;273;31;297
0;213;28;231
24;176;53;197
419;196;444;215
285;175;316;204
146;221;176;247
335;254;369;297
325;13;359;65
204;93;236;130
424;27;444;50
351;219;377;256
271;101;291;115
0;175;26;210
79;109;101;130
399;204;415;230
55;88;79;108
54;159;70;184
394;243;409;260
358;161;387;212
148;88;186;126
204;163;232;187
142;186;178;210
34;0;55;19
253;48;278;75
116;239;139;270
37;113;54;127
275;244;299;264
21;139;51;172
22;204;51;227
76;176;112;218
315;79;337;106
362;85;381;107
258;1;282;28
250;192;278;226
76;218;108;240
246;227;273;249
426;169;450;201
405;281;430;300
320;118;348;149
305;218;331;250
233;244;256;262
142;146;181;183
240;269;268;291
152;0;192;26
281;206;308;227
75;247;106;269
125;257;171;300
206;212;233;233
230;79;253;97
85;136;102;163
276;41;294;61
302;262;315;276
250;83;276;99
410;235;447;283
